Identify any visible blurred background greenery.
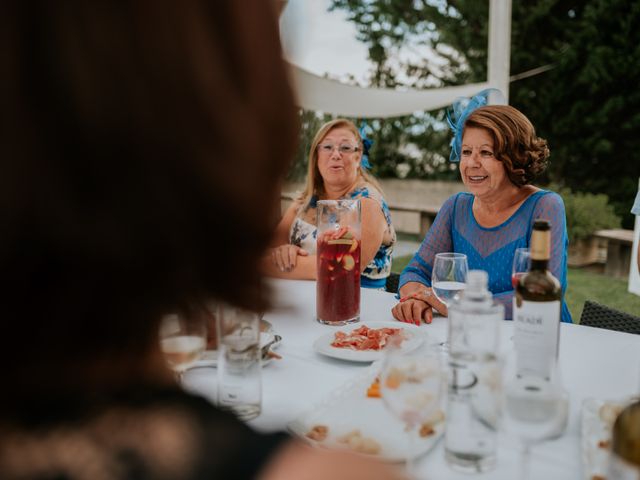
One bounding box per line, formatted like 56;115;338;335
288;0;640;229
285;0;640;319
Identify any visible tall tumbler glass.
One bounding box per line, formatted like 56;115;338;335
216;305;262;421
316;199;361;325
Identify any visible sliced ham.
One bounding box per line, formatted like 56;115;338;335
331;325;405;351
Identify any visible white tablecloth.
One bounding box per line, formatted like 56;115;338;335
185;279;640;480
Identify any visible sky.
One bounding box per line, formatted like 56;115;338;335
279;0;373;84
279;0;460;89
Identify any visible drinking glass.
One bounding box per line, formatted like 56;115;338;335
316;199;361;325
432;253;468;310
159;312;207;381
380;339;443;477
512;248;531;289
432;252;468;351
501;354;569;480
217;305;262;421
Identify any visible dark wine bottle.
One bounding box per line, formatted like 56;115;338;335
513;219;562;379
609;399;640;478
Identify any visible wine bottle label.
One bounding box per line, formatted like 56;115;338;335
608;453;640;479
512;299;561;378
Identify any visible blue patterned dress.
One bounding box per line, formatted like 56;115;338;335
289;182;396;289
400;190;572;322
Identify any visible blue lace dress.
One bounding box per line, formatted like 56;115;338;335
289;182;396;289
400;190;572;322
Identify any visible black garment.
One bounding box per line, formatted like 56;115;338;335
0;386;288;480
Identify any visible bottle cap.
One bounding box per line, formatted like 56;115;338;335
466;270;489;293
533;219;551;231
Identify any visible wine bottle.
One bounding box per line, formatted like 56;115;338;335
513;219;562;379
609;399;640;478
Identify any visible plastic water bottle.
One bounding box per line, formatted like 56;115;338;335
444;270;503;473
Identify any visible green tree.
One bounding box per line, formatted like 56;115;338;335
287;110;332;181
323;0;489;181
522;0;640;226
321;0;639;225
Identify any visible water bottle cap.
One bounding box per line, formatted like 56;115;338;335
466;270;488;292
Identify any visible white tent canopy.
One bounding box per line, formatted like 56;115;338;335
285;0;512;118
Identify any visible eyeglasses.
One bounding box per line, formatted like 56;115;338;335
317;143;360;155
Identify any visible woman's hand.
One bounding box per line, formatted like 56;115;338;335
269;245;308;272
391;284;447;325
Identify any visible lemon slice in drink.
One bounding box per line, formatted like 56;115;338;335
328;239;354;246
342;254;355;271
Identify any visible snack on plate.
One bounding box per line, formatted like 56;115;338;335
419;423;435;438
337;430;381;455
306;425;329;442
418;410;446;437
366;377;381;398
427;409;446;424
331;325;405;351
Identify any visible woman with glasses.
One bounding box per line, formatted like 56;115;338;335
264;119;396;289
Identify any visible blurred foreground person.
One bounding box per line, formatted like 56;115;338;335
0;2;404;480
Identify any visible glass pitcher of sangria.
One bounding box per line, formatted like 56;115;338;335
316;199;361;325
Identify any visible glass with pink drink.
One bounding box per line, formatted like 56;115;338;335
512;248;531;289
316;200;361;325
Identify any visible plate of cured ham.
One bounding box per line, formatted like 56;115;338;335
312;321;425;362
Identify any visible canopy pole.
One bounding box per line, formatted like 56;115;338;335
488;0;513;103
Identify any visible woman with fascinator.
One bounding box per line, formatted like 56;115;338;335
392;90;572;324
264;118;396;289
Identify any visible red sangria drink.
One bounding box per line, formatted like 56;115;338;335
316;200;361;325
511;272;525;289
511;248;531;290
317;229;361;324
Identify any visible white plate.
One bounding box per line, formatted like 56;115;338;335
193;332;280;368
312;321;424;363
288;363;444;462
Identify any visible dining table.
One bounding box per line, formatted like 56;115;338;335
184;278;640;480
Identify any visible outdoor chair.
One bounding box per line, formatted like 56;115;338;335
579;300;640;335
385;273;400;294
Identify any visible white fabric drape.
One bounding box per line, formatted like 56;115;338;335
285;0;512;118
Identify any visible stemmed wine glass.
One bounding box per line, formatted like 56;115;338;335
432;252;469;311
159;313;207;383
432;252;468;351
512;248;531;289
379;339;443;477
501;355;569;480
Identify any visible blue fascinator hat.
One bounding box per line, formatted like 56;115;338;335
358;121;373;170
447;88;506;162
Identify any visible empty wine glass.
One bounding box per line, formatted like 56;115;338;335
501;354;569;480
512;248;531;289
432;252;469;311
380;339;443;477
159;313;207;382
